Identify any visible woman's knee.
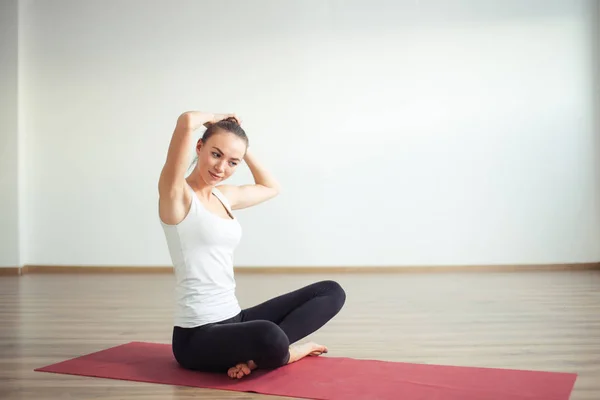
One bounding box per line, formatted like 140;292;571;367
321;280;346;311
254;321;290;368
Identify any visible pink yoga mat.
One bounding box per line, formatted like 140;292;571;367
35;341;577;400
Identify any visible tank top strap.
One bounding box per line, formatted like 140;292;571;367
212;187;233;214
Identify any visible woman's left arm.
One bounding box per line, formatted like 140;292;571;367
217;149;281;210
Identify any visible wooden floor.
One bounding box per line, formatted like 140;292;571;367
1;270;599;399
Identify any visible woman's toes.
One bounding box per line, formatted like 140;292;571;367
239;364;250;375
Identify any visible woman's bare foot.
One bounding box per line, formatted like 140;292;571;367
287;342;328;364
227;360;257;379
226;342;327;379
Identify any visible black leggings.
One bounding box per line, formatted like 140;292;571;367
171;280;346;372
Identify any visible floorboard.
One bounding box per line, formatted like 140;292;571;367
1;270;599;399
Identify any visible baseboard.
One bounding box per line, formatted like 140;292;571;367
233;263;600;273
21;265;173;274
0;267;22;276
17;263;600;275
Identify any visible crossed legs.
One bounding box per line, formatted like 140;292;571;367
172;280;346;377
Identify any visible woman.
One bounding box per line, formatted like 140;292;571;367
158;111;346;379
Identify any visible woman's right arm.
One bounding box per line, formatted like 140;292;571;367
158;111;213;198
158;111;216;224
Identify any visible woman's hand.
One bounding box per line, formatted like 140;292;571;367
177;112;241;132
204;113;241;127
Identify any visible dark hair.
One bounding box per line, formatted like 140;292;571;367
189;117;248;170
202;117;248;147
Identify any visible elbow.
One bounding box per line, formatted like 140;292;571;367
177;112;192;129
262;183;280;198
272;183;281;197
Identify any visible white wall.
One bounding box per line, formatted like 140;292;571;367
0;0;19;268
17;0;600;267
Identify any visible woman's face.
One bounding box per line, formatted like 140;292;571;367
196;130;247;184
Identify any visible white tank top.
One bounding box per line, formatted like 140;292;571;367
160;184;242;328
